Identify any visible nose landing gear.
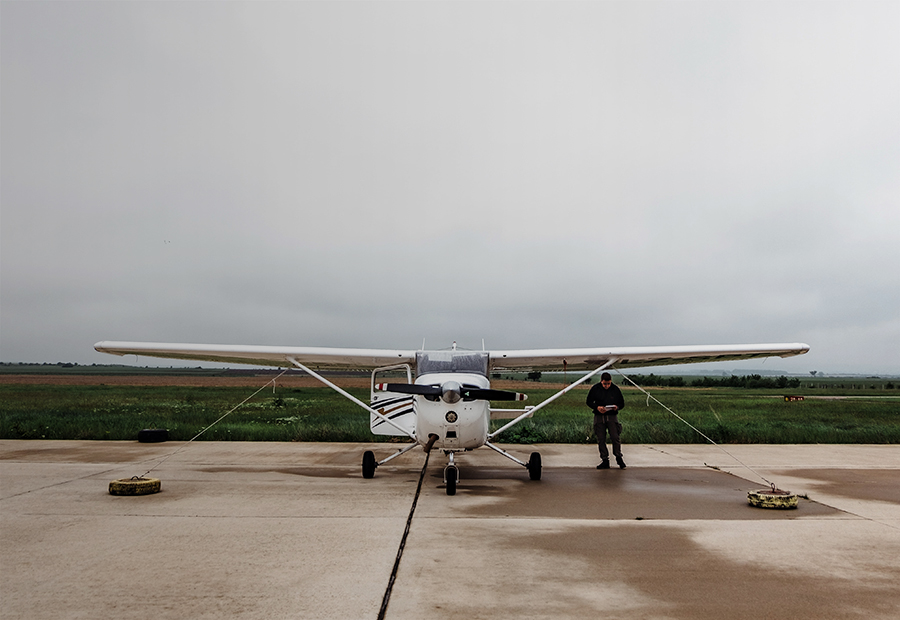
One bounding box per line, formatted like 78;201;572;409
444;451;459;495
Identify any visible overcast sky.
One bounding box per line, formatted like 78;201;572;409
2;1;898;375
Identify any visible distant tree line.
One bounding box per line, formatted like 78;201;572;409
627;373;801;389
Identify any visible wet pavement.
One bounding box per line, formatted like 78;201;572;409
2;441;898;619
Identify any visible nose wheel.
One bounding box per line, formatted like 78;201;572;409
445;465;458;495
444;451;459;495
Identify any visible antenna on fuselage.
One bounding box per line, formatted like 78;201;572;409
482;339;485;351
421;338;426;351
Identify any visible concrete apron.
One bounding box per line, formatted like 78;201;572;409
1;441;899;620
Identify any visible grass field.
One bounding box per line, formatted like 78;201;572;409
2;379;898;444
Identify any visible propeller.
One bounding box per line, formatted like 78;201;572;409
376;383;440;396
461;387;528;402
376;382;527;402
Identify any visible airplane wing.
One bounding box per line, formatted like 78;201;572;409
96;340;809;373
487;343;810;372
93;341;417;370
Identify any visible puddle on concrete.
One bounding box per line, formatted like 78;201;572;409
453;467;840;520
499;523;896;619
527;523;900;620
775;469;900;505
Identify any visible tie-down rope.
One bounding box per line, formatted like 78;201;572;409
377;447;431;620
613;369;779;491
139;369;289;478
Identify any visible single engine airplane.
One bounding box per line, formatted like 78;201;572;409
94;340;809;495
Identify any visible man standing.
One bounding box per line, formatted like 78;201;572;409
586;372;626;469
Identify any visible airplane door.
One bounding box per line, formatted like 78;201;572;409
369;364;416;436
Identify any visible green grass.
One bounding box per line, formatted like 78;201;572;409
2;384;899;443
0;385;372;442
489;387;900;444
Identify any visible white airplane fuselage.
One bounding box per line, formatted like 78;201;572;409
413;372;491;451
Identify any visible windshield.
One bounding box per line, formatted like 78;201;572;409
416;351;489;377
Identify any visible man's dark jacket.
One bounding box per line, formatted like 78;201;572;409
586;382;625;413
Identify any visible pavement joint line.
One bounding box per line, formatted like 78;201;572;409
12;513;413;519
0;463;143;501
643;445;702;462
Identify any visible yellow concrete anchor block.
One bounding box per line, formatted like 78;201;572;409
748;488;798;509
109;477;161;496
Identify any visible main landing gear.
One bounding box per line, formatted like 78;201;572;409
527;451;542;481
362;450;377;479
361;446;542;496
442;450;541;495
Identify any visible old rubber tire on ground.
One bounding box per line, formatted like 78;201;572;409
138;428;169;443
748;489;798;509
362;451;377;479
109;477;161;496
527;452;542;481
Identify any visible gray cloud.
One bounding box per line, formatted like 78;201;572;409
2;1;898;375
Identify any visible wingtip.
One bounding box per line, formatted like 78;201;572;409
94;341;122;356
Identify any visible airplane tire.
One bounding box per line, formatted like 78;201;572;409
446;466;458;496
748;489;798;509
109;477;161;496
138;428;168;443
362;451;377;479
527;452;542;481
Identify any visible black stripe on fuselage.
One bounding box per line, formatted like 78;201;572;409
371;396;415;428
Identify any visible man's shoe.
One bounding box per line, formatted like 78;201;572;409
596;461;610;469
616;458;627;469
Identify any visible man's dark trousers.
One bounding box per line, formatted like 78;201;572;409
594;413;622;462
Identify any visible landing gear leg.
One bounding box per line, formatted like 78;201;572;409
485;441;541;481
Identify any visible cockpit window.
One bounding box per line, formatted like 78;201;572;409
416;351;489;376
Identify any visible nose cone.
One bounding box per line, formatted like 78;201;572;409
441;381;462;404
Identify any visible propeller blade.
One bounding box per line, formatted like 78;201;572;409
376;383;526;401
376;383;441;396
460;388;528;401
